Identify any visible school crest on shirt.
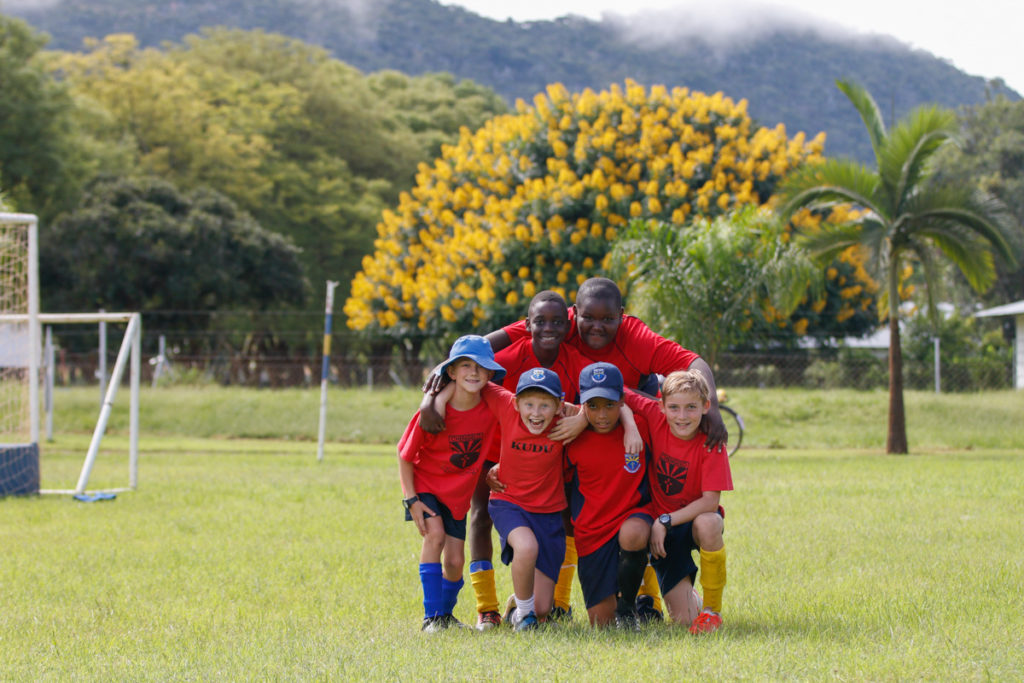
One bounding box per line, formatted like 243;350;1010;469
448;434;483;470
623;452;641;474
655;454;688;496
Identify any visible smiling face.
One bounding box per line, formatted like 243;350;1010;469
515;390;561;435
446;358;493;394
573;296;623;352
660;388;709;440
583;396;623;434
525;298;569;358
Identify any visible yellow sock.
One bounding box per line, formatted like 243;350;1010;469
470;566;499;614
553;535;577;611
699;546;727;613
637;562;663;613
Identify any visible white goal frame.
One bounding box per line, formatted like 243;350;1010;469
0;311;142;496
1;213;141;496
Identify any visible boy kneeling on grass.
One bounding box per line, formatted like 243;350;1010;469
398;335;504;632
624;370;733;634
564;362;653;629
438;367;566;631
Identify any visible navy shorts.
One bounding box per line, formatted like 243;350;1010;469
577;513;653;608
651;510;723;595
488;499;566;582
404;492;466;540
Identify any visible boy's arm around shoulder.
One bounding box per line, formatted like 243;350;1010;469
619;403;644;455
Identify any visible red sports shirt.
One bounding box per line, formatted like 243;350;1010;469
504;312;699;389
481;383;566;514
398;400;499;519
495;336;591;402
624;391;733;514
564;418;652;556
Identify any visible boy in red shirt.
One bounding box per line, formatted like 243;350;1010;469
624;369;733;634
398;335;505;632
478;291;590;628
438;367;566;630
564;362;654;629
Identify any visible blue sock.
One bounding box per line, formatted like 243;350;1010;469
420;563;443;618
469;560;493;574
442;576;464;615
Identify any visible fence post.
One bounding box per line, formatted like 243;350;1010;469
317;280;339;462
933;336;941;393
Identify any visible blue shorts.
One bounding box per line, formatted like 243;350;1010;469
404;492;466;540
488;499;566;582
651;510;724;595
577;513;652;608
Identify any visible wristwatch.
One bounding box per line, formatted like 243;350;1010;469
658;513;672;529
402;495;419;511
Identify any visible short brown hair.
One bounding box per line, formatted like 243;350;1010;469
661;370;709;404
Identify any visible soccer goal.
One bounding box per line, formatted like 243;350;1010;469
0;213;141;497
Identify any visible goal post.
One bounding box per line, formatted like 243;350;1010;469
0;212;40;496
1;212;142;498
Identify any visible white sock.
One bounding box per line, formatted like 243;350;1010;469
513;595;535;623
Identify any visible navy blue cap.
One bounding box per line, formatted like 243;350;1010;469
578;362;624;403
515;367;563;399
436;335;506;383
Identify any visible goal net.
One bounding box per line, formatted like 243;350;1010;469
0;213;40;496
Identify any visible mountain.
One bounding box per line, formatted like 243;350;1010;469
8;0;1018;161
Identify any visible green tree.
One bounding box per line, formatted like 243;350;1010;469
781;80;1018;453
0;15;87;219
611;207;820;366
40;175;308;350
51;29;506;316
933;94;1024;305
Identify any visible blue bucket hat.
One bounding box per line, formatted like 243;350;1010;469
436;335;506;383
515;367;563;399
578;362;624;403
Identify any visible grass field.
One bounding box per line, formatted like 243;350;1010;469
2;387;1023;679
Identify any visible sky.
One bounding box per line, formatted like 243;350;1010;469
441;0;1024;96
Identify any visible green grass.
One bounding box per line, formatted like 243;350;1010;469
48;384;1024;451
2;387;1022;679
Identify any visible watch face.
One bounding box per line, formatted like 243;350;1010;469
659;514;671;526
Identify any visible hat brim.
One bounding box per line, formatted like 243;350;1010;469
579;387;623;404
515;384;562;399
437;355;506;384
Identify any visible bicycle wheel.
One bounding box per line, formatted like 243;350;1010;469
720;404;744;457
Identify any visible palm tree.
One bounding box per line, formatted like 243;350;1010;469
781;80;1017;453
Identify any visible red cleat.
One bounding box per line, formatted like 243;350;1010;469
689;609;723;634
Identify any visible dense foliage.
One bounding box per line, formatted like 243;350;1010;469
346;80;881;349
48;29;507;308
934;96;1024;305
40;175;307;347
0;15;88;220
9;0;1015;162
612;207;821;365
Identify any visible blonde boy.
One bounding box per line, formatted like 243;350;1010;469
623;370;733;633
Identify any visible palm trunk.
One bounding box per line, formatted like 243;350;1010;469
886;261;908;454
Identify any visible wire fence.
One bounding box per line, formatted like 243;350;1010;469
46;344;1015;393
37;308;1017;393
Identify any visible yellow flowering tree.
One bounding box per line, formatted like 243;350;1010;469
346;79;871;346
